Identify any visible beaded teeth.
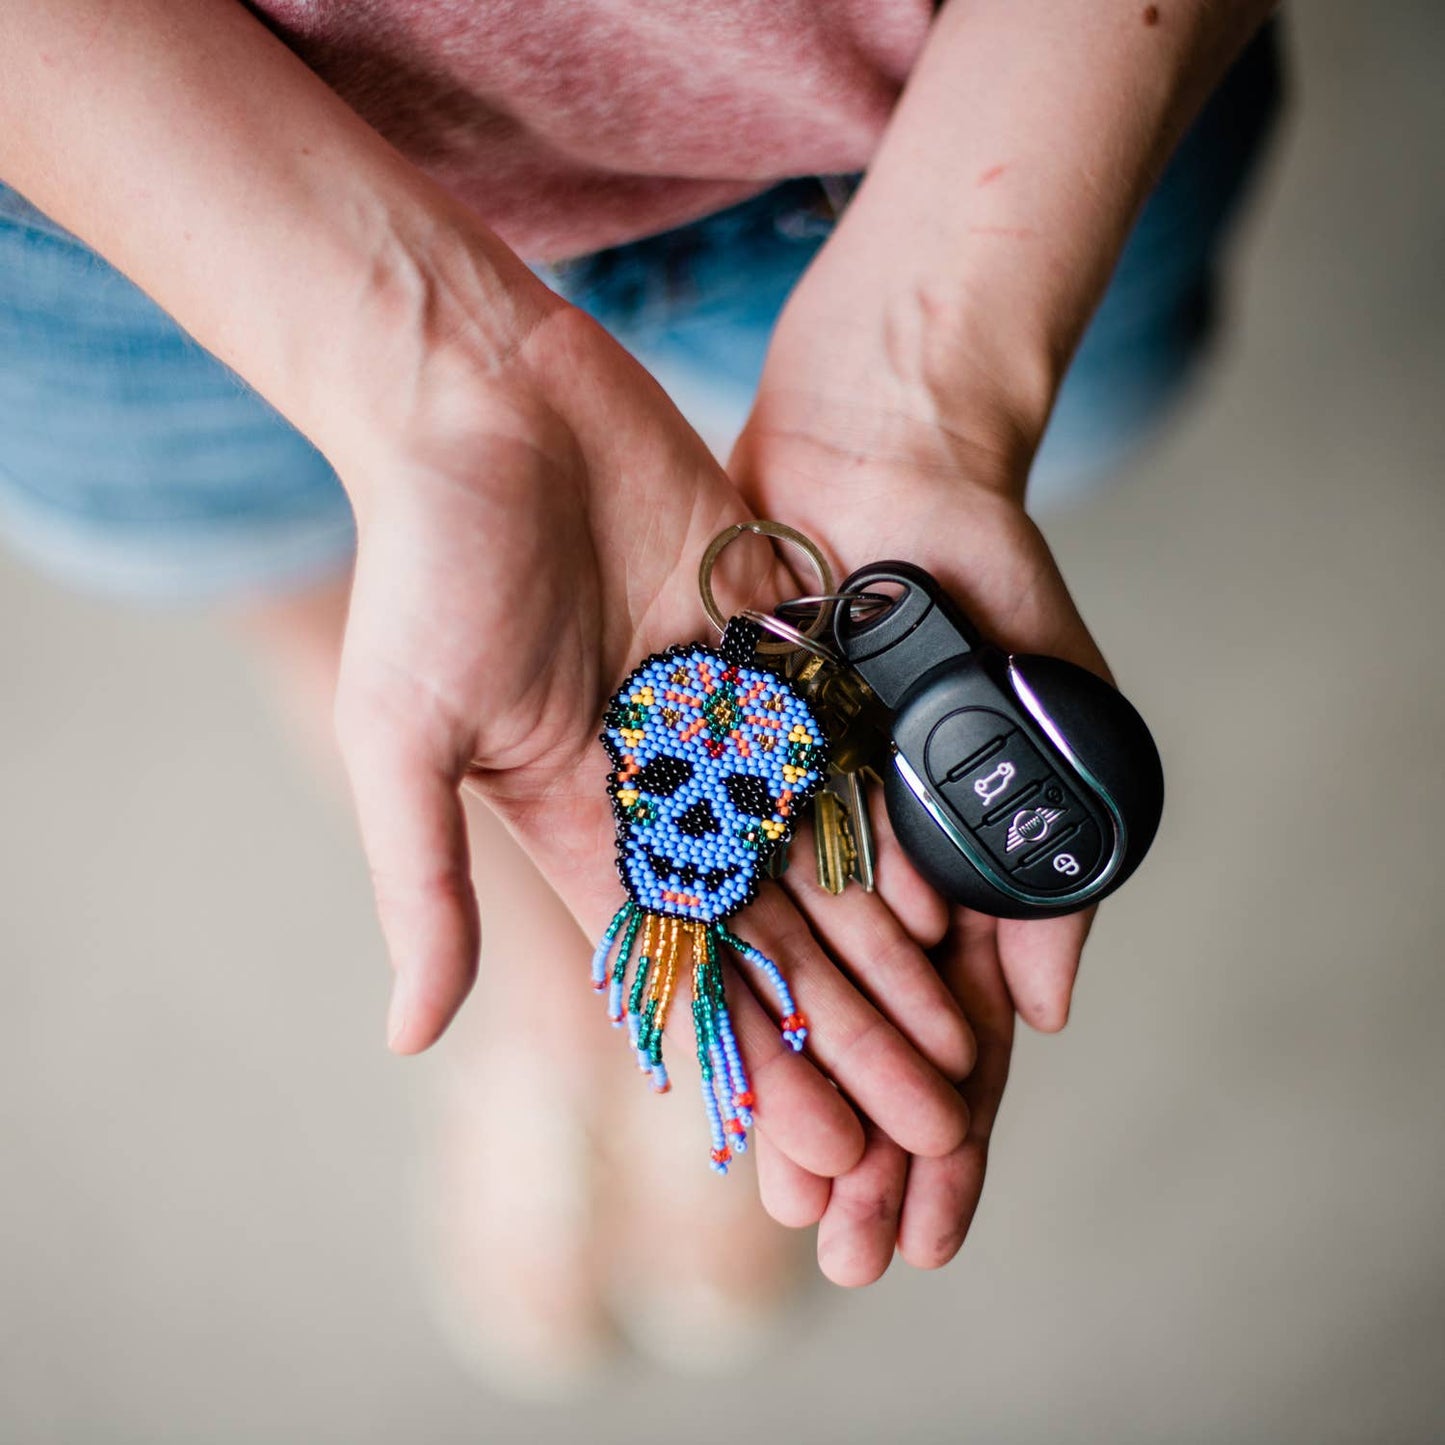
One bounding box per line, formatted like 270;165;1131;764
593;622;826;1172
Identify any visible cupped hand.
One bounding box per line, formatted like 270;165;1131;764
328;278;978;1208
731;386;1109;1283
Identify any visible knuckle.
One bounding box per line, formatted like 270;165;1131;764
834;1182;900;1231
831;1011;897;1082
372;858;470;909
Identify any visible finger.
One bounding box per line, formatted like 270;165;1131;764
997;907;1097;1033
815;1125;909;1288
898;910;1014;1270
896;1139;983;1271
785;835;975;1081
743;886;970;1158
861;779;951;948
754;1129;831;1228
334;688;479;1055
725;971;865;1178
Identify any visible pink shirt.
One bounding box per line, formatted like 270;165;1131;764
250;1;934;260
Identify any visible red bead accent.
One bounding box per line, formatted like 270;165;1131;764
711;1147;732;1165
725;1118;745;1135
734;1091;755;1109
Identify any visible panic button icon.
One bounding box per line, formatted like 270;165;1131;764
973;761;1016;805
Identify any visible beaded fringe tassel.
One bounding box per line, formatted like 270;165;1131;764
592;900;808;1173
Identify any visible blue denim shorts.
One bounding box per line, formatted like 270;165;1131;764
0;26;1280;602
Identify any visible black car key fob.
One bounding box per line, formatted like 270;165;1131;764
833;562;1164;919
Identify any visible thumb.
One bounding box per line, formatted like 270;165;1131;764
334;682;480;1054
996;908;1096;1034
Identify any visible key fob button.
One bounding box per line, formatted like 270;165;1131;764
935;730;1054;831
1011;819;1106;893
924;708;1014;785
972;778;1081;870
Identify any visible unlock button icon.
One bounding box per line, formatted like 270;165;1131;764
933;724;1051;829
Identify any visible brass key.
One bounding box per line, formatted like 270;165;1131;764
813;766;877;894
784;652;885;895
737;589;889;895
813;785;857;895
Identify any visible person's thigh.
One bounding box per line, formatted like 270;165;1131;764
0;183;355;602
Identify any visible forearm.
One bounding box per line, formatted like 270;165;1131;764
769;0;1276;478
0;0;545;502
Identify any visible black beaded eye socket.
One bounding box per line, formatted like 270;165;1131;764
723;772;772;819
635;754;693;798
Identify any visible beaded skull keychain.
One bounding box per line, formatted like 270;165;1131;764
591;523;831;1173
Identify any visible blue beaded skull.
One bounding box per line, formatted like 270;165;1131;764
601;644;828;923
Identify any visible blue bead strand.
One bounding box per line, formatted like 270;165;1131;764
591;901;633;990
713;998;753;1125
717;925;807;1051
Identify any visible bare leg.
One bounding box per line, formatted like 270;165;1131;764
425;790;621;1393
236;573;618;1390
234;572;802;1387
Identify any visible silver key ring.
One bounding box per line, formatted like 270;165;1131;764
773;590;896;628
738;608;841;664
697;521;835;656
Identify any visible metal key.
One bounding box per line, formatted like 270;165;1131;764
787;652;887;774
813;765;877;894
813;783;856;894
781;651;885;895
737;591;888;895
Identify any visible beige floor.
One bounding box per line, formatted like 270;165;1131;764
3;7;1443;1442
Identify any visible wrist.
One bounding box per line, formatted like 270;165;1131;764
752;0;1274;503
0;0;565;525
754;249;1064;505
732;388;1034;575
310;207;564;520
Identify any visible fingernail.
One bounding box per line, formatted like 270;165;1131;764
386;975;410;1052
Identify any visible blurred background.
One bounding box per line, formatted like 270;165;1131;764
3;5;1442;1441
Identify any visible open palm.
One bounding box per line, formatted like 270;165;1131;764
332;298;977;1213
731;398;1109;1281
